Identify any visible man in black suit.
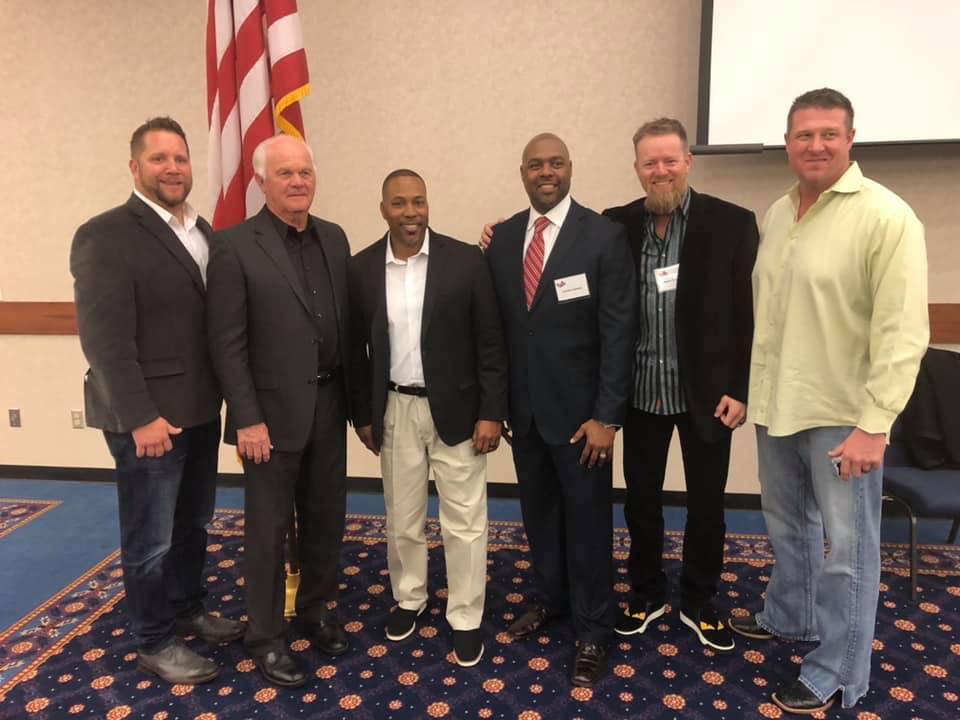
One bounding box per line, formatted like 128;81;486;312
485;134;636;686
349;169;508;667
71;117;244;685
207;134;351;687
603;118;758;652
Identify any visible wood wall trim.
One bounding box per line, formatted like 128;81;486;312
0;302;78;335
929;303;960;345
2;300;960;344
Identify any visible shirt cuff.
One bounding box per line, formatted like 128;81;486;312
857;405;897;436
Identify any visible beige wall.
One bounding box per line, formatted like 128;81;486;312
1;1;957;494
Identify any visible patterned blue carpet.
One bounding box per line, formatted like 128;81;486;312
1;508;958;719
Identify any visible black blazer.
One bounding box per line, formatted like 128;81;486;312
348;231;509;448
206;207;352;451
70;194;221;433
603;189;758;442
486;200;636;444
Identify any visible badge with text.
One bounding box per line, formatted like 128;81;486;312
554;273;591;302
654;263;679;293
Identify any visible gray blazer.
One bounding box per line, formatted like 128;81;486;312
70;194;221;433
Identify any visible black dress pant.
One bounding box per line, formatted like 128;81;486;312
511;421;614;645
622;407;731;614
242;378;347;654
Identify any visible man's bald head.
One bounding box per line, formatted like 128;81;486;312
521;132;570;164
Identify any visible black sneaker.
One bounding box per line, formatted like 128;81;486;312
386;604;425;641
614;600;667;636
679;605;735;652
452;628;484;667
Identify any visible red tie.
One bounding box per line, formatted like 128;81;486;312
524;216;550;309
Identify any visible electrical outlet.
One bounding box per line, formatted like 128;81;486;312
8;408;21;427
71;409;85;429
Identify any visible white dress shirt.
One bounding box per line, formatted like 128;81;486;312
523;192;572;267
385;229;430;387
134;190;209;284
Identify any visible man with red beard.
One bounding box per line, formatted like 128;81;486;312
602;118;758;653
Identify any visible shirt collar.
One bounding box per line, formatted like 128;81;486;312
527;192;572;231
788;161;863;205
385;228;431;265
134;189;198;231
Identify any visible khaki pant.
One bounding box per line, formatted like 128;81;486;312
381;391;488;630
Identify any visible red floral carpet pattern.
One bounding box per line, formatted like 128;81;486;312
1;510;958;719
0;499;60;541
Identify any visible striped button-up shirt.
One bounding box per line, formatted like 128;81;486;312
633;190;690;414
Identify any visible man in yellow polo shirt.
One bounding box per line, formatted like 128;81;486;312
729;88;928;715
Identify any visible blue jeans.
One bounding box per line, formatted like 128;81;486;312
104;418;220;651
755;425;882;709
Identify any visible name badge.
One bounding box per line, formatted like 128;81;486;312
554;273;590;302
653;263;679;293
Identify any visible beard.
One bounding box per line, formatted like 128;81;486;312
643;181;687;215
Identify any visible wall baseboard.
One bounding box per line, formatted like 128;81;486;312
0;464;764;511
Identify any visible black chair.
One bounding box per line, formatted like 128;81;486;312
882;439;960;600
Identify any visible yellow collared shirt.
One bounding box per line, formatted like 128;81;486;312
748;162;928;437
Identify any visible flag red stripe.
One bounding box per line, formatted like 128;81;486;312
271;50;309;99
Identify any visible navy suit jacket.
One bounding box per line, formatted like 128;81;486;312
603;189;758;442
486;199;636;444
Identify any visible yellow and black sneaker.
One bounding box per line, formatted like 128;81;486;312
679;604;735;652
614;600;667;636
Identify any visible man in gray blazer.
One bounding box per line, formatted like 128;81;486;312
71;117;243;686
207;134;352;688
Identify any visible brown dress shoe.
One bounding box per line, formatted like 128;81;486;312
506;605;548;640
571;642;607;687
137;638;219;684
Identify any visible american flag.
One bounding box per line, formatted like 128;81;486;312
206;0;311;230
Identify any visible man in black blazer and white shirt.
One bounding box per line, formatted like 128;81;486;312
603;118;758;653
71;117;243;686
207;134;352;688
349;169;508;667
485;134;636;687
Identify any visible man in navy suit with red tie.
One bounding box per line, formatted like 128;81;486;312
485;133;636;687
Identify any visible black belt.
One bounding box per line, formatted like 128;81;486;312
316;367;340;383
389;381;428;397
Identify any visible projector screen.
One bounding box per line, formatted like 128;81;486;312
698;0;960;148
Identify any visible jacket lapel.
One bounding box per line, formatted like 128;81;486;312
675;189;703;311
420;230;443;340
127;194;206;295
253;208;313;315
370;236;389;356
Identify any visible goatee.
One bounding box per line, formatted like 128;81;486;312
644;185;686;215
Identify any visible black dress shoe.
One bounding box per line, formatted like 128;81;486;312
294;616;350;656
506;605;548;640
571;642;607;687
137;638;220;684
176;612;245;645
253;649;307;688
771;680;836;715
727;613;775;640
